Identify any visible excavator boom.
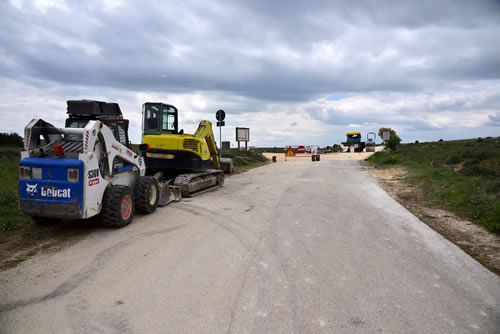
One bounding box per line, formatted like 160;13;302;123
194;120;220;170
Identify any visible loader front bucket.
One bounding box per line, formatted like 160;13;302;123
157;182;181;207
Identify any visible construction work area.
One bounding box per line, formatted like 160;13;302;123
3;100;498;334
2;106;499;333
263;148;383;162
18;100;225;228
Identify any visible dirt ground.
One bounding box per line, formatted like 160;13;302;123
367;166;500;276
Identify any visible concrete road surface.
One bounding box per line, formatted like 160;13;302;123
1;160;499;333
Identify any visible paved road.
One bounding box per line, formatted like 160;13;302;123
1;160;499;333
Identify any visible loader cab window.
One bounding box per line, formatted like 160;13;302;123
107;122;128;146
65;119;89;141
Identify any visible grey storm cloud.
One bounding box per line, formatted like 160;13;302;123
489;113;500;125
1;0;500;101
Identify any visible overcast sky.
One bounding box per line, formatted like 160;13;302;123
1;0;499;147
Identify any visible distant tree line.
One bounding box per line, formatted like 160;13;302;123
0;133;23;147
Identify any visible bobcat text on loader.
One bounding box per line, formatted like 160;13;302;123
18;100;184;228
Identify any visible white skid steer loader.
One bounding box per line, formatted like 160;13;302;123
19;110;180;228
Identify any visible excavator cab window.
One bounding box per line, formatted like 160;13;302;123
143;103;178;135
162;105;176;132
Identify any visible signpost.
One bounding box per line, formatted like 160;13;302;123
216;110;225;161
236;127;250;150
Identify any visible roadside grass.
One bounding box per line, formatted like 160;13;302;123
366;137;500;233
0;146;32;235
0;145;93;271
222;148;269;171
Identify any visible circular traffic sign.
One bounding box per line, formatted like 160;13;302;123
298;145;305;153
216;109;226;121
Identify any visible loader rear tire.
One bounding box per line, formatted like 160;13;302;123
101;185;134;228
135;176;159;214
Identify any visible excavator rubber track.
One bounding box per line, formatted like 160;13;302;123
173;169;224;197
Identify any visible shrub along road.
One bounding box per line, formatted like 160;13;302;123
1;159;499;333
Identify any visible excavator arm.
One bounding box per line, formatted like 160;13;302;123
194;120;221;170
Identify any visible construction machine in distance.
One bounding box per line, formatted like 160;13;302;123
366;132;377;152
140;102;224;198
341;131;366;152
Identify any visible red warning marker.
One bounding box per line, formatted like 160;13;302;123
285;146;296;156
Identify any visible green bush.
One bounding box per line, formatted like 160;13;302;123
385;134;402;150
486;181;500;194
2;220;18;231
446;156;462;165
380;156;399;165
460;165;497;177
0;191;17;206
462;150;494;160
463;159;480;167
221;149;267;167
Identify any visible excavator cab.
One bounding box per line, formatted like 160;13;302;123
142;103;179;135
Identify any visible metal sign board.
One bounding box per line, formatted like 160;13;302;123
383;131;390;141
297;145;305;153
236;127;250;142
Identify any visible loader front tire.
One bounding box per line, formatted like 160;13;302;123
135;176;159;214
101;185;135;228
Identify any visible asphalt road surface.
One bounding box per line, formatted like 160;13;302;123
1;160;499;333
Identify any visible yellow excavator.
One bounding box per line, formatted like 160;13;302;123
140;102;224;200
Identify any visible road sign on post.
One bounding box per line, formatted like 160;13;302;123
216;110;226;122
215;110;225;162
383;131;390;141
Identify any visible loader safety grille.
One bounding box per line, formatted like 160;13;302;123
183;139;199;152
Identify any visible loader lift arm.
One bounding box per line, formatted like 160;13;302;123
194;120;220;170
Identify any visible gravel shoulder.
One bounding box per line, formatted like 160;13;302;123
367;166;500;276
